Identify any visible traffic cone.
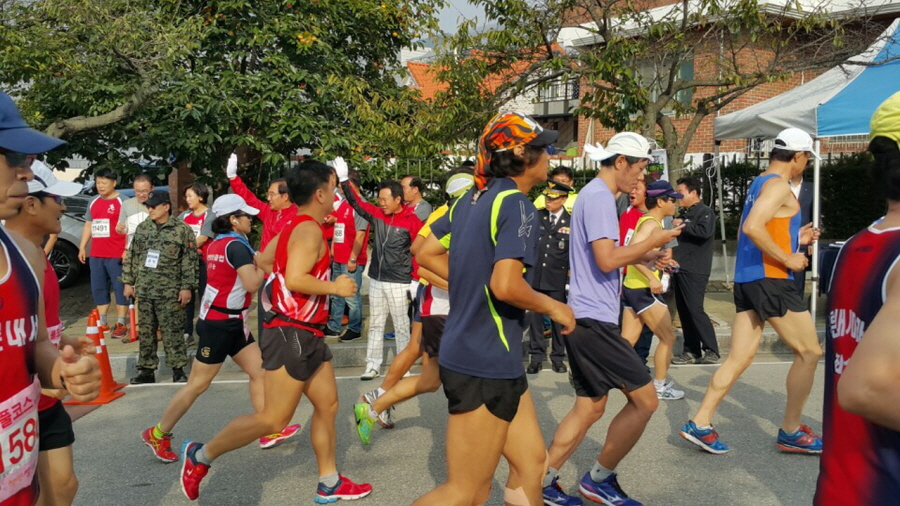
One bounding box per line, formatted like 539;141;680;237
92;309;107;332
125;299;138;343
65;313;126;405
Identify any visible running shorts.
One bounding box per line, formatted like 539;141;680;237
421;315;446;357
564;318;652;398
733;278;806;320
38;401;75;452
260;326;333;382
439;366;528;423
622;287;666;315
195;318;255;365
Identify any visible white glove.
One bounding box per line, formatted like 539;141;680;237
226;153;238;180
333;156;349;182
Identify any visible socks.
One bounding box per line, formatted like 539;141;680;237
117;316;126;325
590;462;614;483
542;467;559;488
653;378;666;389
319;472;339;488
376;387;385;396
194;445;213;466
152;424;169;439
99;315;107;327
695;422;713;430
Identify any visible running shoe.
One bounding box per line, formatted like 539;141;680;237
671;351;700;365
700;350;720;364
655;380;685;400
578;472;642;505
180;441;210;501
141;427;178;463
314;475;373;503
354;403;377;445
98;323;110;334
259;423;301;449
360;369;380;381
680;420;729;454
111;323;128;339
543;476;583;505
776;424;823;454
362;390;394;429
383;332;395;340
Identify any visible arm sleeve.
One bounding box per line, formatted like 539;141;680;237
180;227;199;291
122;227;138;284
226;240;255;270
354;211;368;231
200;210;216;239
430;214;452;249
586;192;620;244
228;176;271;221
84;198;94;221
493;194;538;268
340;181;381;224
683;206;716;240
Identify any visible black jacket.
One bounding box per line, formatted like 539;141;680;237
673;202;716;276
531;208;570;292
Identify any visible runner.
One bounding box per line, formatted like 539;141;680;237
354;170;475;443
542;133;681;506
681;127;823;455
180;160;371;503
412;112;574;506
141;194;299;464
621;180;685;400
0;91;101;506
814;94;900;504
5;162;84;506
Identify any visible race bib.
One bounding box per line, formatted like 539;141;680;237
189;224;202;239
0;378;40;503
623;228;635;246
333;223;346;244
92;219;110;238
198;285;220;320
144;250;160;269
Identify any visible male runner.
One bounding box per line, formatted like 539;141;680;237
543;133;681;506
681;127;823;454
180;160;371;503
814;93;900;504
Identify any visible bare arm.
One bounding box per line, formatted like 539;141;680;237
284;220;350;296
490;258;574;334
837;262;900;431
77;220;91;263
415;233;449;282
43;234;57;256
417;266;448;290
742;178;807;271
592;223;681;274
236;263;266;294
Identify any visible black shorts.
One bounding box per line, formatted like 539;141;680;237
196;319;255;365
622;287;666;314
260;325;333;382
421;315;446;357
38;401;75;452
733;278;807;320
564;318;652;398
439;366;528;423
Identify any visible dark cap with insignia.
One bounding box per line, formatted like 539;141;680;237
542;180;573;199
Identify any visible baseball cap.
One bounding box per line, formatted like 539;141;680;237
542;180;573;199
445;172;474;198
27;160;82;196
212;194;259;216
0;92;66;154
144;189;171;208
646;180;683;199
871;91;900;145
774;127;821;160
585;132;652;161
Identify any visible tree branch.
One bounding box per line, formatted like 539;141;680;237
45;78;156;138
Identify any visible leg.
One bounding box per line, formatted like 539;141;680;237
673;273;700;356
501;390;546;506
160;299;188;371
346;264;365;333
546;290;567;365
88;257;111;322
680;273;718;355
137;299;161;372
37;446;78;506
640;304;677;382
379;322;422;392
372;353;442;414
620;308;642;346
693;310;764;426
546;395;608;470
527;309;548;364
365;279;389;372
107;258;129;320
386;282;411;354
302;361;340;476
632;326;653;365
767;311;823;432
327;262;348;333
231;343;266;414
159;359;223;432
597;383;658;469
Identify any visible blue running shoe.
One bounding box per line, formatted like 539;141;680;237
383;332;395;340
680;420;730;454
578;472;641;506
543;476;583;505
776;424;822;454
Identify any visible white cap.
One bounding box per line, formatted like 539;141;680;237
775;127;821;160
211;194;259;217
586;132;652;161
27;160;82;196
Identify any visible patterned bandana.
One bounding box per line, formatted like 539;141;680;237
475;111;547;191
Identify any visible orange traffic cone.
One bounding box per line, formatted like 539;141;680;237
125;299;138;343
65;313;126;405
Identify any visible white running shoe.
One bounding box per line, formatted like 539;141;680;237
656;380;685;400
360;369;380;381
361;389;395;429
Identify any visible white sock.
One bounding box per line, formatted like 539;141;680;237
653;378;666;389
543;467;559;488
376;387;385;396
589;462;614;483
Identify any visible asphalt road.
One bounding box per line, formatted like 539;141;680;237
70;357;823;505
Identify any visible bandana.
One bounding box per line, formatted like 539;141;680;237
475;111;545;191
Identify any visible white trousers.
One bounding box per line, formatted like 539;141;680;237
365;278;411;371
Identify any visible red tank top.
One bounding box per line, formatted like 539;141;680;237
202;237;253;321
0;226;41;505
38;258;63;412
266;215;331;334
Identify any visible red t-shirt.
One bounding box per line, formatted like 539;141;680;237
38;259;63;412
85;194;126;258
618;206;644;276
331;199;369;265
181;209;212;259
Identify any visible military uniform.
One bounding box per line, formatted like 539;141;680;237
122;213;197;373
527;206;571;370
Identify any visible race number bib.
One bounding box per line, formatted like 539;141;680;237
144;250;160;269
333;223;346;244
0;378;40;503
92;219;110;238
623;228;635;247
189;224;202;240
198;285;220;320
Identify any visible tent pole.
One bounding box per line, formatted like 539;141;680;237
810;139;821;324
714;141;730;287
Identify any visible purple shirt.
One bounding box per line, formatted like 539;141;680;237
568;178;621;324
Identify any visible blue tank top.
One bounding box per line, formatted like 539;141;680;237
734;174;801;283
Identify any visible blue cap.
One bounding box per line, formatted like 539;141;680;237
646;180;683;199
0;92;66;154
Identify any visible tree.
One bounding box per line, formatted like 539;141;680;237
425;0;892;172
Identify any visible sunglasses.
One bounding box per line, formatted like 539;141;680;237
0;148;36;169
31;191;63;204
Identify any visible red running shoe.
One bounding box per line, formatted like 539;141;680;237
141;427;177;463
259;423;301;449
180;441;210;501
111;323;128;339
314;475;373;503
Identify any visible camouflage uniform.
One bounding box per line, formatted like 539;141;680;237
122;214;198;371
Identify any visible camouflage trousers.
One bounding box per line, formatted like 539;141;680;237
137;297;188;371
